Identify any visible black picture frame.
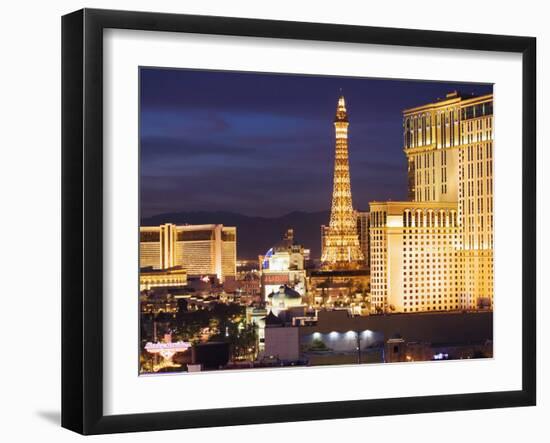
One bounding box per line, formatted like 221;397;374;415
62;8;536;435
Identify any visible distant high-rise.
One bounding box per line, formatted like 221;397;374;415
139;223;236;281
140;224;177;270
321;96;365;268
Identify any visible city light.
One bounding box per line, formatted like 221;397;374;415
138;85;494;374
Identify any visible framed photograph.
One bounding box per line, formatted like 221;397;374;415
62;8;536;435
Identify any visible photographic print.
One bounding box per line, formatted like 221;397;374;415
138;68;494;374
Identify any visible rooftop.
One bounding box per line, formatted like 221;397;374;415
403;91;493;115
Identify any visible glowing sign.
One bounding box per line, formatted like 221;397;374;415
145;341;191;362
262;273;290;284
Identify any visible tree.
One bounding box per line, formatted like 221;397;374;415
176;297;188;313
308;339;330;351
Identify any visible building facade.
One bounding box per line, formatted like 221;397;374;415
262;310;492;365
457;96;494;309
139;223;237;281
370;201;461;313
140;224;177;269
356;211;371;274
139;267;188;291
259;229;307;299
370;91;494;312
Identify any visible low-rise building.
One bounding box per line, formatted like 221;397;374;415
263;310;493;366
259;229;307;299
139;266;187;291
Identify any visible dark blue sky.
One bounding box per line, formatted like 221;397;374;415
140;68;492;218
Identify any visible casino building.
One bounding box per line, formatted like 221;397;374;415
370;91;494;312
139;266;188;291
369;201;461;313
139;223;237;282
259;229;307;300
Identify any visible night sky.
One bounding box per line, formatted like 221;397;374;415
140;68;492;218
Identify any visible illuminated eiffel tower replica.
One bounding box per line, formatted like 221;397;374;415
321;95;365;269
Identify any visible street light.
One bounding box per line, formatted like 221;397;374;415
348;330;362;364
356;330;371;364
356;331;361;364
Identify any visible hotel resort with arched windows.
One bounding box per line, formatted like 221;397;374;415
370;91;494;313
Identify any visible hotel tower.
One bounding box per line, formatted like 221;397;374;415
370;91;494;313
321;96;365;268
140;223;237;282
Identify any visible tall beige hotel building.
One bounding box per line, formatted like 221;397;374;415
140;223;237;282
370;91;493;313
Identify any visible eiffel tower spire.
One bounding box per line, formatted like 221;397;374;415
321;95;364;268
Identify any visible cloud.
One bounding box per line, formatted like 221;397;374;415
141;135;254;159
138;68;492;217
